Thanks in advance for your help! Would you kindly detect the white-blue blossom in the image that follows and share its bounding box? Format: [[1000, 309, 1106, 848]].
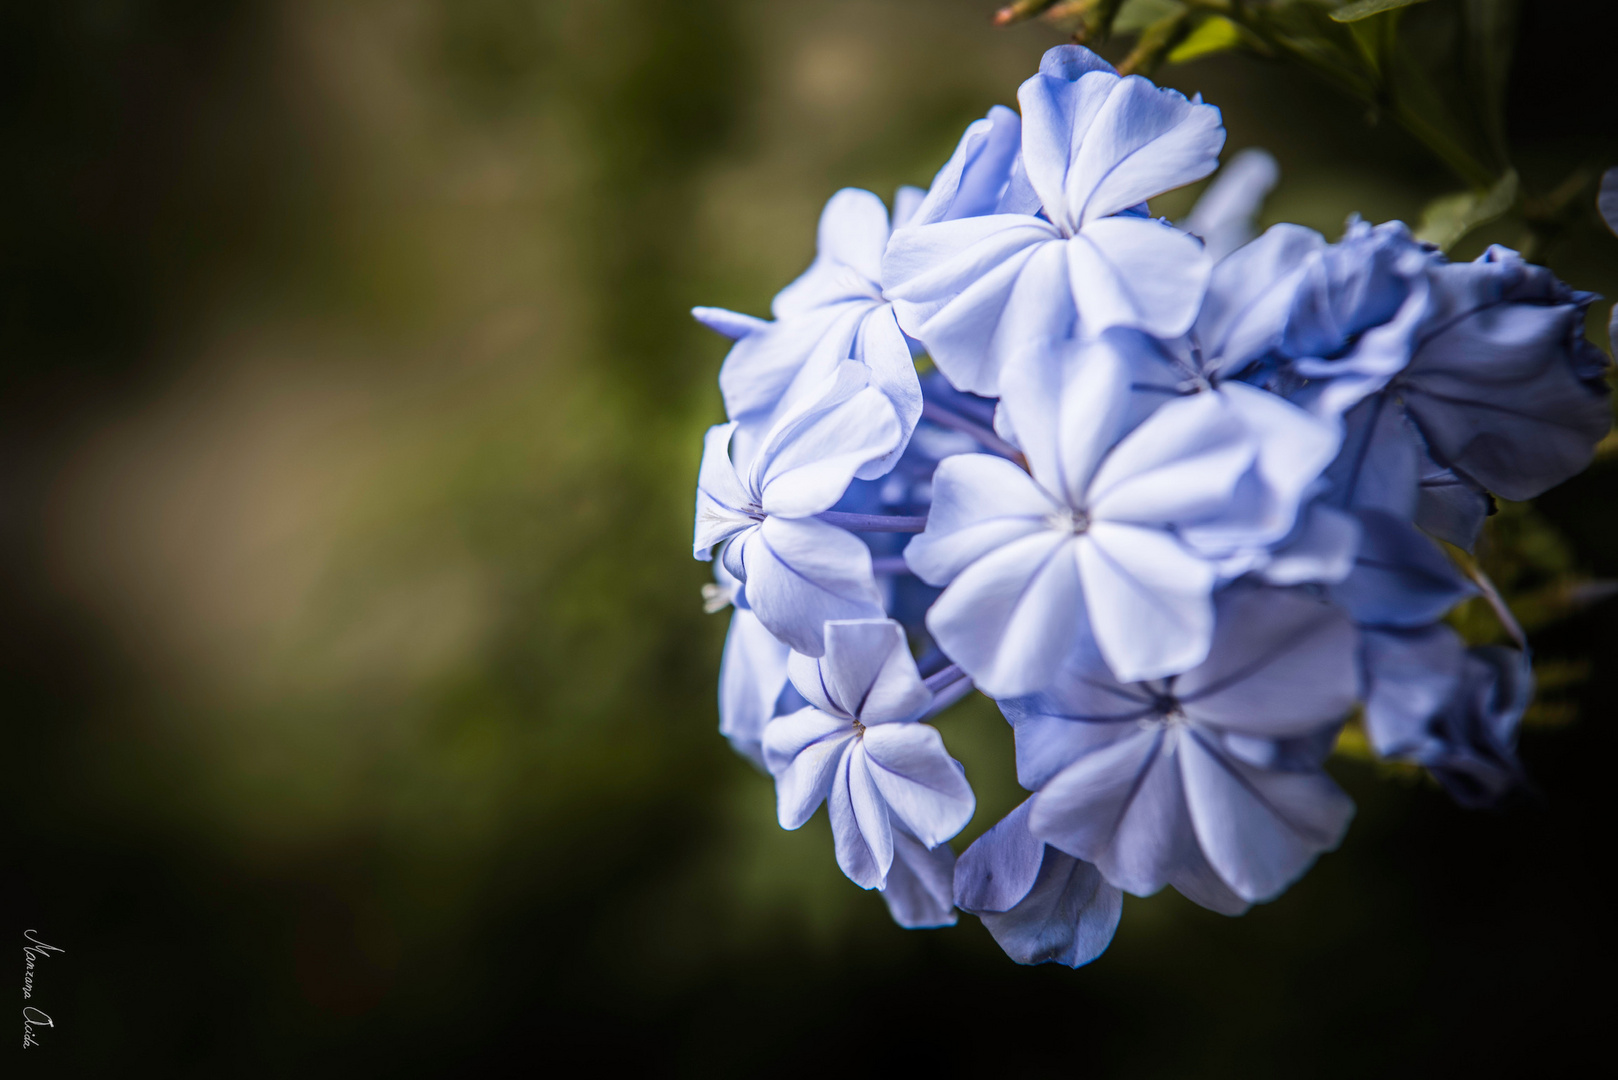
[[708, 562, 792, 770], [1007, 585, 1359, 909], [694, 361, 899, 655], [763, 619, 974, 921], [884, 44, 1225, 396], [906, 338, 1271, 693]]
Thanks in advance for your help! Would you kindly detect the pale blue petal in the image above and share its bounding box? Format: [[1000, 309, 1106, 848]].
[[692, 305, 769, 341], [1002, 690, 1146, 792], [1002, 335, 1134, 504], [1177, 383, 1339, 554], [1179, 148, 1280, 263], [694, 422, 755, 558], [772, 188, 889, 318], [754, 363, 902, 517], [852, 306, 924, 479], [1063, 75, 1224, 226], [1069, 216, 1211, 339], [925, 530, 1084, 697], [884, 216, 1062, 395], [1196, 223, 1324, 375], [906, 105, 1022, 227], [1017, 66, 1117, 231], [904, 454, 1057, 586], [816, 618, 932, 725], [1180, 730, 1354, 902], [719, 607, 791, 767], [765, 708, 855, 827], [1078, 523, 1216, 684], [1088, 388, 1255, 526], [736, 515, 884, 656], [831, 746, 893, 889], [880, 827, 959, 928], [863, 722, 975, 847]]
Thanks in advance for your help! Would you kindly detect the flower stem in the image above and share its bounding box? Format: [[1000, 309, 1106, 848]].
[[816, 511, 929, 533]]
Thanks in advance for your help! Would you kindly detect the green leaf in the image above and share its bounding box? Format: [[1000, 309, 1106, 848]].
[[1168, 15, 1241, 63], [1463, 0, 1519, 165], [1330, 0, 1432, 23], [1415, 168, 1518, 252]]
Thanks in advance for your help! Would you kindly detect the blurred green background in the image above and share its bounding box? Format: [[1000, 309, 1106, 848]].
[[4, 1, 1616, 1074]]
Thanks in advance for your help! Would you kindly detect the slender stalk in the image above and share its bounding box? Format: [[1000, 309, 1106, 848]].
[[816, 511, 929, 533]]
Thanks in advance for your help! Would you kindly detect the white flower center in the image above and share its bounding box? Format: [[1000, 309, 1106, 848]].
[[1047, 506, 1091, 534]]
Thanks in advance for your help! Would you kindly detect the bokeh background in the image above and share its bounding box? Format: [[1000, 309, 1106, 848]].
[[5, 1, 1616, 1074]]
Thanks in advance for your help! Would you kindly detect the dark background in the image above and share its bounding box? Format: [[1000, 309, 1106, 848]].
[[5, 1, 1616, 1074]]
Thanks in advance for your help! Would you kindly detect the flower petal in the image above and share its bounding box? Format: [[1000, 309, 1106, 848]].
[[904, 454, 1057, 586], [764, 708, 855, 827], [1087, 388, 1254, 526], [694, 422, 755, 558], [925, 530, 1084, 697], [719, 607, 791, 768], [1069, 216, 1212, 340], [754, 363, 902, 517], [880, 827, 959, 928], [862, 722, 975, 847], [1174, 585, 1359, 739], [1180, 729, 1354, 903], [1078, 523, 1216, 684], [830, 745, 894, 889], [814, 618, 932, 725], [736, 515, 884, 656]]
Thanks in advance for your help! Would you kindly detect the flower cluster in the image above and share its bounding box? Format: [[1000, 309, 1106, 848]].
[[692, 46, 1611, 966]]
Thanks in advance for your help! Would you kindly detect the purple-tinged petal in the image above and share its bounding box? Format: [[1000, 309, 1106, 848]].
[[1030, 726, 1190, 897], [978, 847, 1122, 968], [772, 188, 889, 319], [1002, 691, 1146, 792], [1361, 624, 1466, 759], [1323, 393, 1421, 518], [736, 515, 884, 656], [853, 306, 924, 479], [954, 800, 1046, 913], [862, 722, 975, 847], [1175, 586, 1359, 739], [1328, 509, 1475, 629], [1258, 503, 1361, 587], [1180, 729, 1354, 903]]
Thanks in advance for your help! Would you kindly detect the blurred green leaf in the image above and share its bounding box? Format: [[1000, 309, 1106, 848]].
[[1462, 0, 1519, 165], [1331, 0, 1432, 23], [1114, 0, 1183, 36], [1168, 15, 1241, 63], [1415, 168, 1518, 250]]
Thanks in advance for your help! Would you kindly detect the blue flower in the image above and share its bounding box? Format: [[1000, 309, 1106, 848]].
[[693, 362, 898, 654], [707, 562, 794, 770], [884, 44, 1225, 396], [906, 339, 1272, 693], [954, 799, 1121, 967], [1363, 628, 1531, 808], [694, 188, 924, 478], [1007, 585, 1358, 909], [763, 619, 975, 922]]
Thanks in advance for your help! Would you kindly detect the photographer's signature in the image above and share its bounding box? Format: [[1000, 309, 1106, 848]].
[[22, 930, 63, 1049]]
